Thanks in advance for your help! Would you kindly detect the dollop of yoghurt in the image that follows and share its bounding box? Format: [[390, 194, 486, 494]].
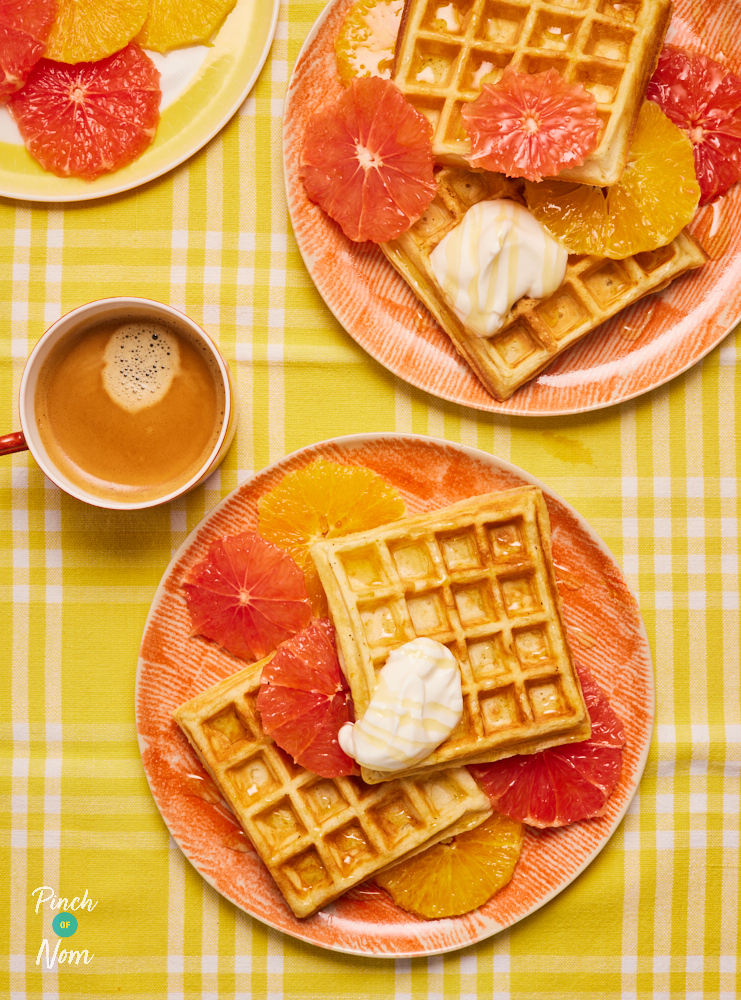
[[429, 199, 568, 338], [338, 637, 463, 771]]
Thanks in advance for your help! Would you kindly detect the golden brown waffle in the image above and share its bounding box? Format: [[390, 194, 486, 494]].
[[392, 0, 673, 186], [311, 486, 591, 785], [174, 658, 492, 918], [380, 167, 708, 400]]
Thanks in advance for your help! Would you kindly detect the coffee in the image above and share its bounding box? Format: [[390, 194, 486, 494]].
[[35, 316, 226, 502]]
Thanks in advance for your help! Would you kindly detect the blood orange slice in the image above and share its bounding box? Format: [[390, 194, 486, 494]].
[[8, 43, 160, 181], [300, 76, 436, 243], [470, 669, 626, 828], [461, 67, 600, 183], [182, 531, 312, 664], [0, 0, 57, 99], [256, 619, 359, 778], [647, 45, 741, 207]]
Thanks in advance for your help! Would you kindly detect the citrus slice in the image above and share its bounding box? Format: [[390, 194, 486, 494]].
[[256, 618, 359, 779], [0, 0, 57, 100], [374, 812, 523, 919], [461, 67, 601, 183], [300, 76, 437, 243], [136, 0, 237, 54], [258, 459, 406, 615], [470, 669, 626, 828], [334, 0, 404, 86], [45, 0, 148, 64], [525, 100, 701, 259], [8, 44, 160, 181], [182, 530, 312, 663], [647, 45, 741, 207]]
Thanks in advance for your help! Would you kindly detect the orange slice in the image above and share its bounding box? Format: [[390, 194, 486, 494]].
[[136, 0, 237, 54], [300, 76, 437, 244], [525, 100, 700, 259], [45, 0, 148, 64], [0, 0, 57, 99], [462, 67, 601, 183], [256, 619, 359, 779], [375, 812, 524, 919], [182, 531, 312, 663], [8, 44, 160, 181], [334, 0, 404, 86], [258, 459, 405, 616]]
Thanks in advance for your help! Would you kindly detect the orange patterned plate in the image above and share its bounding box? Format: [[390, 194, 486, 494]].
[[136, 435, 653, 956], [283, 0, 741, 416]]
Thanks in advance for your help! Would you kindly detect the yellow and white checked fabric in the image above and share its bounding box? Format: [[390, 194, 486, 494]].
[[0, 2, 739, 997]]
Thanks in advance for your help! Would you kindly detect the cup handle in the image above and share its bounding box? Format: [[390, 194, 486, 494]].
[[0, 431, 28, 456]]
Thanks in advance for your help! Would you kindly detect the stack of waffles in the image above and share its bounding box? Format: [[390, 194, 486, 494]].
[[174, 658, 492, 918], [376, 0, 709, 400], [311, 486, 590, 784], [381, 166, 708, 400], [392, 0, 673, 186]]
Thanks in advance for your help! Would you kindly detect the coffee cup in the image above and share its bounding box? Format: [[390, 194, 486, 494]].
[[0, 297, 237, 510]]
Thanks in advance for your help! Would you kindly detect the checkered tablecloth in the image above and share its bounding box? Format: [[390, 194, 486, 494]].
[[1, 2, 739, 997]]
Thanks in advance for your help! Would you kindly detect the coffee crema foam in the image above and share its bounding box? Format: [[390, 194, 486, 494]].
[[102, 323, 181, 412]]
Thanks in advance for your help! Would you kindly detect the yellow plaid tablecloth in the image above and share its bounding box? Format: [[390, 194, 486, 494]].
[[1, 2, 739, 997]]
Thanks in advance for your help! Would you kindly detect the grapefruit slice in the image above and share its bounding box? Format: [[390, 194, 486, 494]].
[[525, 100, 700, 259], [647, 45, 741, 207], [299, 76, 437, 243], [334, 0, 404, 86], [470, 669, 626, 828], [461, 67, 601, 183], [0, 0, 57, 100], [8, 44, 161, 181], [136, 0, 237, 54], [375, 812, 524, 919], [258, 459, 405, 616], [45, 0, 148, 65], [182, 531, 312, 664], [256, 619, 359, 779]]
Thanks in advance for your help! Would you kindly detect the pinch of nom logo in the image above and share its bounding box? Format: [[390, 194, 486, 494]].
[[33, 886, 96, 968]]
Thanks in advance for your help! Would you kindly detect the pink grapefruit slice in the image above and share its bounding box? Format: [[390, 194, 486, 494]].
[[256, 619, 359, 778], [470, 669, 625, 828], [299, 76, 436, 243], [647, 45, 741, 207], [461, 67, 600, 183], [8, 43, 160, 181], [182, 531, 312, 664], [0, 0, 57, 100]]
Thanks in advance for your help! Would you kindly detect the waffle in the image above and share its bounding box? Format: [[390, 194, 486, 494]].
[[311, 486, 591, 784], [174, 657, 492, 918], [380, 167, 708, 400], [392, 0, 673, 187]]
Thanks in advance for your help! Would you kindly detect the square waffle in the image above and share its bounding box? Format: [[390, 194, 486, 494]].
[[380, 166, 708, 400], [311, 485, 591, 785], [392, 0, 673, 186], [174, 658, 492, 918]]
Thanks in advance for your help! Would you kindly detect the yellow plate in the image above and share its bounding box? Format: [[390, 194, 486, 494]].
[[0, 0, 278, 202]]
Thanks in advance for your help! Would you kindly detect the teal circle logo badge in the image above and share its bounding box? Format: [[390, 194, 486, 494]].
[[52, 913, 78, 937]]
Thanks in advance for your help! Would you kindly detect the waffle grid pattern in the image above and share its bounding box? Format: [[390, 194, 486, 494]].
[[393, 0, 672, 185], [174, 659, 491, 917], [381, 167, 708, 400], [312, 487, 589, 782]]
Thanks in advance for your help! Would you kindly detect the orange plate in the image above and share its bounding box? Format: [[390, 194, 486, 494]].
[[283, 0, 741, 416], [136, 434, 654, 956]]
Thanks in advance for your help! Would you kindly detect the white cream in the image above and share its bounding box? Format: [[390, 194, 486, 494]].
[[429, 200, 568, 338], [338, 637, 463, 771], [348, 0, 404, 79]]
